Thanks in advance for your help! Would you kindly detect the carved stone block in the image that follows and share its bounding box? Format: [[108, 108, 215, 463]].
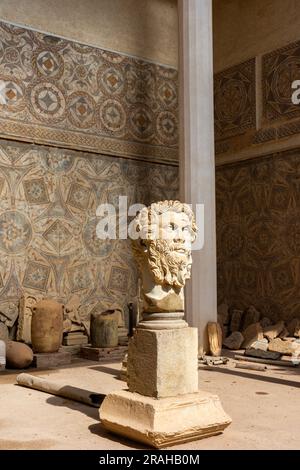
[[127, 327, 198, 398], [17, 293, 43, 344]]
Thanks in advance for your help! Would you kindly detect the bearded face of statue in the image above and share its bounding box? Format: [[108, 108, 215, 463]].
[[147, 211, 194, 287]]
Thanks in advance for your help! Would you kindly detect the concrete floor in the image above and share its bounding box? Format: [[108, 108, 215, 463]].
[[0, 357, 300, 450]]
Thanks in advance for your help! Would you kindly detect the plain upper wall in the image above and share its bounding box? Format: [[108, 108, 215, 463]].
[[0, 0, 178, 67], [213, 0, 300, 72]]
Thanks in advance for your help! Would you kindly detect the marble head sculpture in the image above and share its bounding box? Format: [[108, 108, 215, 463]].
[[132, 200, 197, 313]]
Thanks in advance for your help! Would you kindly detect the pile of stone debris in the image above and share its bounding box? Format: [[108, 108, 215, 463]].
[[218, 304, 300, 363]]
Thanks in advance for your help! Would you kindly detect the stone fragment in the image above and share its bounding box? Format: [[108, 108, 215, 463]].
[[6, 341, 33, 369], [0, 322, 9, 342], [17, 293, 43, 344], [223, 331, 244, 350], [260, 317, 272, 329], [207, 322, 222, 357], [63, 332, 88, 346], [242, 306, 261, 330], [249, 338, 268, 351], [217, 303, 230, 325], [287, 318, 300, 337], [0, 301, 19, 328], [242, 323, 263, 349], [230, 309, 243, 333], [263, 321, 285, 341], [245, 348, 281, 360], [81, 345, 127, 362], [282, 337, 296, 342], [279, 327, 289, 339], [268, 338, 300, 356]]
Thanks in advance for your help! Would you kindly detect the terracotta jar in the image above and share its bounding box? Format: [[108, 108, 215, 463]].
[[31, 299, 63, 353], [90, 310, 119, 348]]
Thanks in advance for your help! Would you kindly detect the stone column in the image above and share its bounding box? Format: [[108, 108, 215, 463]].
[[178, 0, 217, 354]]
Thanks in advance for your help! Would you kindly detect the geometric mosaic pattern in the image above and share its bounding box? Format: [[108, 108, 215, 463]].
[[263, 40, 300, 123], [0, 138, 179, 321], [0, 21, 178, 164], [216, 150, 300, 321], [214, 58, 256, 140]]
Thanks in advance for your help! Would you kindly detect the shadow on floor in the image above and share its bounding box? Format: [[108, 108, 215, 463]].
[[88, 423, 148, 450], [89, 365, 120, 377], [199, 365, 300, 388], [46, 395, 102, 420]]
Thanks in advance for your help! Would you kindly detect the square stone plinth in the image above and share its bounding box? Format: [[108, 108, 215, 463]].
[[127, 327, 198, 398], [100, 389, 232, 448]]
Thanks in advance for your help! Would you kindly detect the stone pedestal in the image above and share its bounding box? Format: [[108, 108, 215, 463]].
[[100, 325, 231, 447], [32, 350, 71, 368], [100, 390, 231, 448], [127, 327, 198, 398]]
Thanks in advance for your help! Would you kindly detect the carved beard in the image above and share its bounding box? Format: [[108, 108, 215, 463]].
[[147, 239, 191, 288]]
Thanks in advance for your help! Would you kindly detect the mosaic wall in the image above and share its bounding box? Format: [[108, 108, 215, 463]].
[[0, 21, 178, 164], [215, 38, 300, 156], [216, 150, 300, 321], [214, 58, 256, 140], [263, 40, 300, 123], [0, 138, 178, 323]]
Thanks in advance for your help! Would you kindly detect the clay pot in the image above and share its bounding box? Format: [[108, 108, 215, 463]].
[[90, 310, 119, 348], [31, 299, 63, 353], [6, 341, 33, 369]]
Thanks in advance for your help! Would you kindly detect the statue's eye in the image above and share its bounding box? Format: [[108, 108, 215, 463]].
[[169, 223, 176, 230]]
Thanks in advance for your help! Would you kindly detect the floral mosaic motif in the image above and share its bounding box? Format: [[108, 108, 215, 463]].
[[108, 266, 129, 293], [0, 21, 178, 163], [0, 139, 179, 319], [83, 217, 115, 257], [100, 99, 126, 134], [214, 58, 256, 139], [23, 177, 50, 204], [67, 183, 91, 210], [0, 211, 32, 254], [43, 219, 72, 252], [1, 79, 25, 111], [263, 40, 300, 122], [41, 149, 74, 174], [68, 263, 92, 292], [23, 261, 50, 291], [216, 150, 300, 321], [33, 50, 64, 79]]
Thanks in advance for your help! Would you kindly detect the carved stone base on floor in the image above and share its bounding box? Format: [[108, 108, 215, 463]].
[[81, 345, 127, 363], [100, 389, 232, 448], [32, 350, 71, 368]]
